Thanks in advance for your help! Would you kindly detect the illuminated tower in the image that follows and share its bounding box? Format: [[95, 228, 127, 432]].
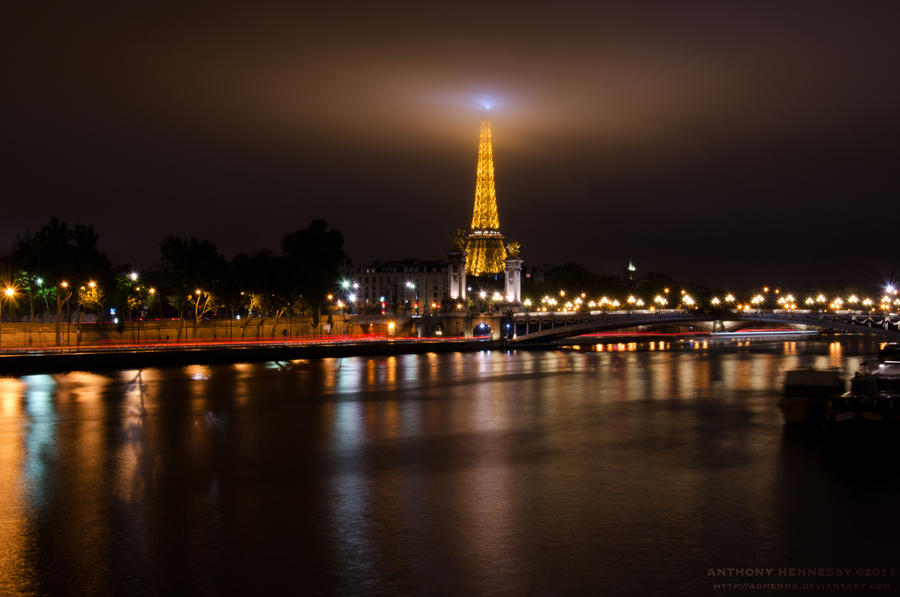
[[465, 120, 507, 275]]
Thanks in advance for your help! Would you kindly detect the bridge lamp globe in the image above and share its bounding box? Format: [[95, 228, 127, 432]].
[[725, 294, 735, 303], [635, 299, 644, 307], [711, 297, 721, 306], [886, 284, 896, 295]]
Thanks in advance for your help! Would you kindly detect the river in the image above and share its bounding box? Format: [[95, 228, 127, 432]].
[[0, 337, 897, 595]]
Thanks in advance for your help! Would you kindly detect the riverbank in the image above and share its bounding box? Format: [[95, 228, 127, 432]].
[[0, 338, 498, 376]]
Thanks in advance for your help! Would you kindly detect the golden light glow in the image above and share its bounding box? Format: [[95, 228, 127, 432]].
[[465, 120, 506, 275]]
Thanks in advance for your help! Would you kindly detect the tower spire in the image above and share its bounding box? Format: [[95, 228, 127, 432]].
[[465, 120, 507, 275]]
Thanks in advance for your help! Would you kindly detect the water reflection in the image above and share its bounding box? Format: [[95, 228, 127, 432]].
[[0, 337, 894, 595]]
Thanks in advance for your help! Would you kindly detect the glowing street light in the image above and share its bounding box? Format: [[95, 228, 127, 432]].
[[129, 271, 139, 281], [0, 285, 18, 347]]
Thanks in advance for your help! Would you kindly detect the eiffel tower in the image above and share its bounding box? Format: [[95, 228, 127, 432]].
[[465, 120, 507, 275]]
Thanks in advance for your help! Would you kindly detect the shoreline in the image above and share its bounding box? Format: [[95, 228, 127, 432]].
[[0, 329, 835, 376], [0, 338, 499, 376]]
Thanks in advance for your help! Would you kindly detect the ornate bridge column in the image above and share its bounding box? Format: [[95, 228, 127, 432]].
[[448, 248, 467, 300], [504, 256, 523, 304]]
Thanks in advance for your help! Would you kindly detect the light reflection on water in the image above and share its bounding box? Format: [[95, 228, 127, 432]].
[[0, 338, 894, 595]]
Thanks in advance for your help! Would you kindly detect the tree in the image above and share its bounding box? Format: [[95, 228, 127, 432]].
[[8, 217, 112, 343], [281, 220, 345, 328], [158, 237, 224, 339]]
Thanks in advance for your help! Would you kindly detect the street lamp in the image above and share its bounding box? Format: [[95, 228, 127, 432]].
[[1, 286, 17, 348]]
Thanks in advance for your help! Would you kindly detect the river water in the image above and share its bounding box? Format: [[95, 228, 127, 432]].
[[0, 337, 898, 596]]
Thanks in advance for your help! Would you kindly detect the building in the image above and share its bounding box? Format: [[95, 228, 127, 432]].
[[465, 120, 508, 275], [349, 260, 449, 314]]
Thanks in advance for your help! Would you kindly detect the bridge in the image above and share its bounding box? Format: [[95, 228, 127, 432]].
[[509, 310, 900, 344]]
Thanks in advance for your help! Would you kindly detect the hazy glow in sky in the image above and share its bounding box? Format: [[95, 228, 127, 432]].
[[2, 1, 899, 284]]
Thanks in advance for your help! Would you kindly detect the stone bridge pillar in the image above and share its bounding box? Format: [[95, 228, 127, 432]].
[[504, 257, 523, 304], [448, 248, 467, 300]]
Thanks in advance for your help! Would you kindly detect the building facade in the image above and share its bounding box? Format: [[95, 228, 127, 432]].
[[349, 260, 450, 314]]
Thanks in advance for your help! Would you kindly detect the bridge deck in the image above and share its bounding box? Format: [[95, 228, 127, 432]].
[[510, 311, 900, 343]]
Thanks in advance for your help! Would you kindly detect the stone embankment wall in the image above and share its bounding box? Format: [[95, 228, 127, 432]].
[[0, 315, 397, 348]]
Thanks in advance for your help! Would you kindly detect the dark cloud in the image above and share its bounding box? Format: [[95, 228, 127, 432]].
[[2, 1, 898, 286]]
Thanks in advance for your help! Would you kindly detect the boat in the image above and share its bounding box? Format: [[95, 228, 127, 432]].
[[823, 353, 900, 442], [779, 368, 845, 425]]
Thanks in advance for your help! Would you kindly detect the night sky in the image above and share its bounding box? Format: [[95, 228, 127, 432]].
[[3, 2, 898, 287]]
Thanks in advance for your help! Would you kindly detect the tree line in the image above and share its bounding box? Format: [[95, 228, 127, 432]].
[[0, 217, 345, 338]]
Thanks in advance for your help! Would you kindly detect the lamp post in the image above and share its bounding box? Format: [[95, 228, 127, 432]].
[[1, 286, 16, 348]]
